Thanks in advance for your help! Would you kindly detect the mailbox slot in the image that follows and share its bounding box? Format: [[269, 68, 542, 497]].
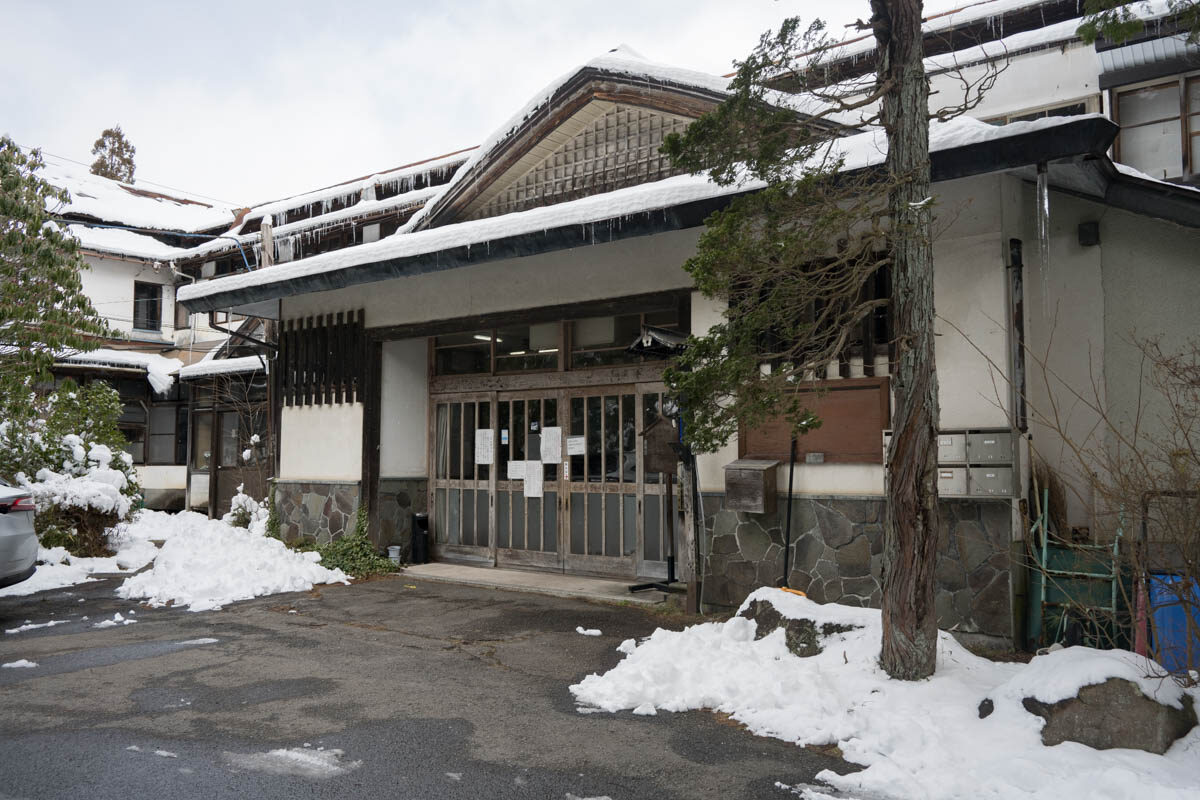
[[723, 459, 780, 514], [969, 466, 1013, 496], [967, 432, 1013, 463], [937, 467, 968, 496]]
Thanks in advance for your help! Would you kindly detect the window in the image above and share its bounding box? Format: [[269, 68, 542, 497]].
[[147, 405, 187, 465], [191, 411, 213, 471], [133, 282, 162, 331], [434, 331, 493, 375], [1115, 76, 1200, 180]]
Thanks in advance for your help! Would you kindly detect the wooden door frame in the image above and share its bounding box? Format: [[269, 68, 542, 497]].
[[428, 391, 497, 565]]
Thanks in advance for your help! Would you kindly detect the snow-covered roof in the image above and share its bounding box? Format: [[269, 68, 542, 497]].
[[67, 224, 185, 261], [402, 46, 733, 233], [40, 154, 239, 233], [177, 355, 267, 380], [178, 113, 1117, 311], [57, 349, 183, 395]]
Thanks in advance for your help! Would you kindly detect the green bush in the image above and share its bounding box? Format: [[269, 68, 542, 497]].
[[316, 505, 395, 578]]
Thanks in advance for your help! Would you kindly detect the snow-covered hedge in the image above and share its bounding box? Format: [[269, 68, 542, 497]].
[[0, 380, 140, 555]]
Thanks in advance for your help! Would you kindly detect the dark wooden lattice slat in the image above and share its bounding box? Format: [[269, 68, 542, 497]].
[[277, 309, 367, 407]]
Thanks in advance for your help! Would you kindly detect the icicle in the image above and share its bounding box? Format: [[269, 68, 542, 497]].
[[1037, 162, 1051, 314]]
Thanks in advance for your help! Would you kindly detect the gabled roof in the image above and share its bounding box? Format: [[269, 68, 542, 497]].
[[406, 46, 734, 231]]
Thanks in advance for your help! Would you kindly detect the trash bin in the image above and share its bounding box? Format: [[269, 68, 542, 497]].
[[386, 545, 402, 565], [411, 512, 429, 565]]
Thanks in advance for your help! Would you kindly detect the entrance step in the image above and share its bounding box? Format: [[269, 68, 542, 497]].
[[402, 563, 667, 605]]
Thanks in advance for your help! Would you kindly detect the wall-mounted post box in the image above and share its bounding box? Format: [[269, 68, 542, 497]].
[[723, 459, 780, 514], [937, 433, 967, 463], [967, 432, 1013, 463], [937, 467, 968, 496], [969, 466, 1014, 496]]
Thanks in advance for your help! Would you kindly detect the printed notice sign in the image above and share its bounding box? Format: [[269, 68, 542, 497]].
[[566, 436, 587, 456], [474, 429, 494, 464], [540, 427, 562, 463], [523, 462, 543, 498], [506, 460, 525, 480]]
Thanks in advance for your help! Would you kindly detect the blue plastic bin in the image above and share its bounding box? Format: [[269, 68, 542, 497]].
[[1149, 573, 1200, 674]]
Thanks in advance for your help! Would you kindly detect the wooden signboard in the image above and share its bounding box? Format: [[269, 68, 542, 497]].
[[741, 377, 889, 464]]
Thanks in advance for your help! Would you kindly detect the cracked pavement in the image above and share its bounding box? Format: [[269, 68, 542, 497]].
[[0, 574, 854, 799]]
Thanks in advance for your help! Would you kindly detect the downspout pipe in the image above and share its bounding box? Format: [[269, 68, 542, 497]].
[[779, 435, 797, 588]]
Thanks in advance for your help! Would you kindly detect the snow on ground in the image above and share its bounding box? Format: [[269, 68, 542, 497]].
[[116, 511, 348, 611], [222, 747, 361, 778], [576, 627, 602, 636], [570, 588, 1200, 800], [0, 509, 184, 599], [2, 659, 38, 668], [5, 619, 68, 634]]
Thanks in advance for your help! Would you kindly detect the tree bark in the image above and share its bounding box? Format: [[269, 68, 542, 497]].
[[874, 0, 942, 680]]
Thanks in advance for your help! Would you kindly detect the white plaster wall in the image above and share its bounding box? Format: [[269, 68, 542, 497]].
[[928, 43, 1100, 122], [80, 254, 177, 340], [1014, 187, 1107, 527], [282, 228, 701, 327], [380, 338, 429, 478], [933, 231, 1011, 428], [279, 404, 363, 481], [135, 465, 186, 491], [689, 291, 743, 493]]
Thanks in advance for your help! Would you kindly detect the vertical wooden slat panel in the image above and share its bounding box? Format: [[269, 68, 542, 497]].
[[324, 312, 334, 405], [334, 311, 345, 404], [303, 316, 313, 406]]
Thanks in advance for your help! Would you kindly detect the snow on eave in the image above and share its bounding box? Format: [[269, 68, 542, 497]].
[[177, 355, 267, 379], [178, 114, 1112, 310], [1112, 162, 1200, 197], [68, 224, 189, 262], [400, 48, 734, 234], [244, 150, 474, 223], [57, 349, 183, 395]]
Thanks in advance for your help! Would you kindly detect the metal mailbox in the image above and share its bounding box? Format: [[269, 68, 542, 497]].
[[937, 467, 968, 496], [723, 459, 779, 514], [937, 433, 967, 463], [967, 432, 1013, 463], [969, 466, 1013, 497]]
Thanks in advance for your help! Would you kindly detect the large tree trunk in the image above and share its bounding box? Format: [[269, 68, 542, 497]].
[[873, 0, 941, 680]]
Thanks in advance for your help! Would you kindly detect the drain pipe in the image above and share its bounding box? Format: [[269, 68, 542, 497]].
[[779, 435, 797, 588]]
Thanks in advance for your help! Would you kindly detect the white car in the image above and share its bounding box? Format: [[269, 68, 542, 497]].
[[0, 479, 37, 590]]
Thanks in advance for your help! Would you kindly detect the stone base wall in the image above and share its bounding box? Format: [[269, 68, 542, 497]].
[[275, 481, 361, 545], [700, 495, 1013, 642], [376, 478, 428, 557]]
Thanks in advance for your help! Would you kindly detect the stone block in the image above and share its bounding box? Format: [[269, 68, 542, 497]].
[[710, 534, 740, 556], [727, 560, 759, 588], [814, 502, 856, 549], [835, 535, 871, 578], [794, 533, 824, 572], [1020, 679, 1197, 754], [936, 555, 968, 592], [954, 520, 994, 572], [736, 520, 772, 562]]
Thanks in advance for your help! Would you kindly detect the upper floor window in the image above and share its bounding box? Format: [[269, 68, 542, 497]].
[[133, 282, 162, 331], [985, 97, 1099, 126], [1115, 75, 1200, 181]]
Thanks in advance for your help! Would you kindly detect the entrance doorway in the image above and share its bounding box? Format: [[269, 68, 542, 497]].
[[428, 383, 679, 578]]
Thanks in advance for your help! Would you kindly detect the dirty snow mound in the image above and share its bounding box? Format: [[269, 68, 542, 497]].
[[570, 587, 1200, 800], [223, 747, 361, 778]]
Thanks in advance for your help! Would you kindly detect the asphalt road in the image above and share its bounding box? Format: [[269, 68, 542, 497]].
[[0, 574, 855, 799]]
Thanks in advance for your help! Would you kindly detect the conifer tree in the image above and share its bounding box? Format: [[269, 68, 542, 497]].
[[664, 0, 988, 679], [89, 125, 137, 182], [1, 136, 111, 393]]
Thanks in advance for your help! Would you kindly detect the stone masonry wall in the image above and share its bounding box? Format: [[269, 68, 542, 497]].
[[275, 481, 361, 545], [701, 495, 1013, 642], [376, 479, 428, 558]]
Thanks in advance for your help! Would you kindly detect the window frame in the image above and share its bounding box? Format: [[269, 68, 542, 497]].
[[132, 281, 162, 332], [1113, 72, 1200, 181]]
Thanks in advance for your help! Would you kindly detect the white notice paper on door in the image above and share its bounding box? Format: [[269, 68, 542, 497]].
[[507, 460, 525, 480], [524, 462, 543, 498], [540, 427, 562, 463], [474, 429, 494, 464], [566, 436, 587, 456]]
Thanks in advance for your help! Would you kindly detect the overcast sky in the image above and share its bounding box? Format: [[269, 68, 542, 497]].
[[2, 1, 959, 206]]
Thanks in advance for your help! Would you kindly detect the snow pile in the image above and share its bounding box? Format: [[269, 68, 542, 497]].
[[117, 511, 348, 611], [570, 588, 1200, 800], [24, 440, 134, 518], [93, 612, 136, 628], [220, 484, 269, 536], [2, 660, 38, 669], [576, 627, 602, 636]]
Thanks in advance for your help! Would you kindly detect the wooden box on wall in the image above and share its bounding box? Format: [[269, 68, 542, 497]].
[[723, 459, 780, 514]]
